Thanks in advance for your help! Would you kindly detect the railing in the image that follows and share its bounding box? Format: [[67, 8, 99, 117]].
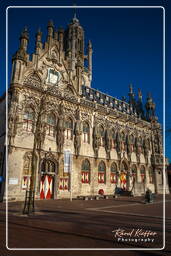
[[81, 85, 138, 116]]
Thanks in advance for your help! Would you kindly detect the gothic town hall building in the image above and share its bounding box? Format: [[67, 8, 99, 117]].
[[0, 15, 169, 201]]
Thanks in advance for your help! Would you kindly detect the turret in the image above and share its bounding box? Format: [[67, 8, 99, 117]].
[[145, 93, 157, 121], [11, 27, 29, 82], [35, 28, 42, 54], [136, 88, 144, 118], [65, 13, 84, 71], [128, 84, 136, 112], [19, 27, 29, 51], [47, 20, 54, 44]]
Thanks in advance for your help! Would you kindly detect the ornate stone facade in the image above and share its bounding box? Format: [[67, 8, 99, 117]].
[[0, 15, 169, 201]]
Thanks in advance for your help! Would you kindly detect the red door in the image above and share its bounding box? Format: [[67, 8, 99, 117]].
[[40, 175, 54, 199]]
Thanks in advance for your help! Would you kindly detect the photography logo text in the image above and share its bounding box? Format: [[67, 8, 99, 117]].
[[112, 228, 157, 243]]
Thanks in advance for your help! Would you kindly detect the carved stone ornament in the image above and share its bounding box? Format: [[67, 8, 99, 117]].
[[93, 123, 100, 158], [56, 104, 65, 153], [74, 110, 82, 157], [104, 128, 112, 159], [23, 72, 42, 89]]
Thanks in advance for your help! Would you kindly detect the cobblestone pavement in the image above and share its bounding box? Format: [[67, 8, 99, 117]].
[[0, 194, 171, 256]]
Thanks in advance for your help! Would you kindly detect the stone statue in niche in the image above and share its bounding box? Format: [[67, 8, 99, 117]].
[[126, 134, 132, 161], [93, 123, 100, 158], [105, 128, 112, 159], [56, 104, 65, 153], [74, 109, 82, 157], [143, 137, 149, 163], [116, 131, 122, 153], [135, 137, 141, 163]]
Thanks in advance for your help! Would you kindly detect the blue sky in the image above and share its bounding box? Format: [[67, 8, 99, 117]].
[[0, 0, 171, 161]]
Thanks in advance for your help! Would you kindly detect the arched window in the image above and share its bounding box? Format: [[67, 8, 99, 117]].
[[83, 122, 90, 143], [138, 136, 143, 153], [132, 165, 137, 181], [111, 128, 116, 148], [149, 168, 153, 184], [23, 106, 34, 132], [98, 161, 106, 183], [81, 159, 90, 183], [140, 166, 146, 183], [111, 162, 118, 184], [64, 118, 73, 140], [46, 113, 56, 137], [22, 152, 32, 190], [99, 125, 105, 146], [130, 134, 135, 152], [41, 159, 56, 174], [121, 131, 126, 151]]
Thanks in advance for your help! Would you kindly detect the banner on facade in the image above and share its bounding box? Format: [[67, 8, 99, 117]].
[[64, 150, 72, 173]]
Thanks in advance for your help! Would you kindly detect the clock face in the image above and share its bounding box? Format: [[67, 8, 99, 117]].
[[48, 69, 62, 85]]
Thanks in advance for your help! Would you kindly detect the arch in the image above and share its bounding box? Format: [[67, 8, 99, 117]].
[[111, 162, 117, 173], [21, 152, 34, 190], [111, 128, 116, 148], [110, 162, 118, 184], [99, 125, 105, 146], [81, 159, 90, 183], [131, 164, 137, 181], [46, 113, 56, 137], [82, 121, 90, 143], [121, 160, 128, 172], [140, 165, 146, 183], [64, 117, 73, 140], [40, 158, 57, 200], [23, 72, 42, 88], [98, 160, 106, 183], [41, 159, 56, 174], [148, 167, 154, 184], [23, 106, 35, 132]]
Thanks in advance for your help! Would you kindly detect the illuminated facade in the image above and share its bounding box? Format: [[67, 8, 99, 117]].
[[0, 15, 169, 201]]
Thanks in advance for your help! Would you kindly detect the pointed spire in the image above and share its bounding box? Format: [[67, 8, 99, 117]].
[[72, 3, 79, 23], [129, 84, 133, 94], [138, 88, 142, 102], [19, 26, 29, 51], [145, 92, 156, 121], [47, 20, 54, 42], [35, 28, 42, 52], [128, 84, 135, 104], [88, 40, 92, 49], [47, 20, 54, 28], [20, 26, 29, 41]]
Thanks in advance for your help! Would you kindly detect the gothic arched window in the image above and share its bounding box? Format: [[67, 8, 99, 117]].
[[98, 161, 106, 183], [132, 165, 137, 181], [65, 118, 73, 140], [121, 131, 126, 151], [46, 113, 56, 137], [111, 128, 116, 148], [23, 106, 34, 132], [81, 159, 90, 183], [41, 159, 56, 174], [83, 121, 90, 143], [149, 167, 153, 184], [140, 166, 146, 183], [22, 152, 32, 190], [111, 162, 118, 184], [99, 125, 105, 147]]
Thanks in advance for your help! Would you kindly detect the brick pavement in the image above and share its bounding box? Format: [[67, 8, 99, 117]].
[[0, 194, 170, 255]]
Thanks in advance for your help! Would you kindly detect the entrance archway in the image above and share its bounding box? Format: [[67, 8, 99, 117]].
[[40, 159, 56, 199]]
